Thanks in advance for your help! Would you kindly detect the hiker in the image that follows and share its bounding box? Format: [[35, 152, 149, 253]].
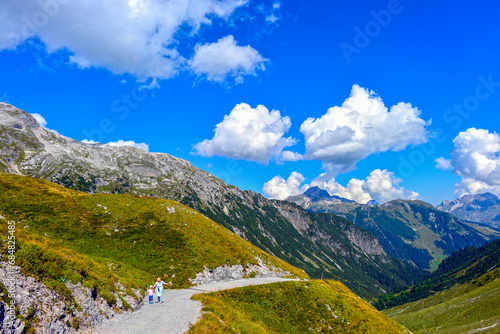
[[147, 285, 154, 304], [153, 277, 172, 303]]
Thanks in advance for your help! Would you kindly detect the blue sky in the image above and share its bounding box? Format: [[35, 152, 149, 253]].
[[1, 0, 499, 205]]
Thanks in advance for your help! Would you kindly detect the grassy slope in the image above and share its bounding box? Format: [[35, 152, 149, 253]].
[[0, 174, 306, 306], [383, 267, 500, 334], [374, 238, 500, 310], [189, 280, 410, 334]]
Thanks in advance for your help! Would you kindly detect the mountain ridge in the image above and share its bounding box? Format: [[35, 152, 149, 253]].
[[285, 186, 500, 270], [437, 192, 500, 228]]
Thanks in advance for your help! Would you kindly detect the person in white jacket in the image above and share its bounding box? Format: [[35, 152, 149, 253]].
[[147, 285, 154, 304], [153, 277, 172, 303]]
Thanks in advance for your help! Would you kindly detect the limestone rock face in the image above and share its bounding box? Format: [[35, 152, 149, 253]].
[[437, 192, 500, 227], [0, 262, 142, 334], [189, 259, 291, 286]]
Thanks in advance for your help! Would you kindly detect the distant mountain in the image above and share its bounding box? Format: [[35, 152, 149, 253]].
[[302, 186, 356, 203], [437, 192, 500, 228], [287, 187, 500, 271], [380, 239, 500, 334], [0, 102, 424, 298], [303, 186, 332, 200], [286, 186, 358, 213]]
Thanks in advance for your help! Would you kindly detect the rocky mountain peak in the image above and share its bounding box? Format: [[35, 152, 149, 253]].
[[0, 102, 41, 130], [303, 186, 331, 200], [437, 192, 500, 226]]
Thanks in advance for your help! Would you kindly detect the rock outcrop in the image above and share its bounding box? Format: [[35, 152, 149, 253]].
[[0, 262, 142, 334], [189, 258, 292, 286]]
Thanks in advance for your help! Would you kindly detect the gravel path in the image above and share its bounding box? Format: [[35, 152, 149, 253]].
[[87, 277, 297, 334]]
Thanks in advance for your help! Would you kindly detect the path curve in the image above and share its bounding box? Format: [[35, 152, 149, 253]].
[[87, 278, 298, 334]]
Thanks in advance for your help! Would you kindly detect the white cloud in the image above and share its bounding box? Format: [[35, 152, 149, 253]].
[[30, 113, 47, 127], [296, 85, 430, 173], [435, 157, 452, 170], [263, 169, 419, 204], [81, 139, 99, 145], [262, 172, 306, 200], [264, 2, 281, 24], [266, 14, 279, 23], [189, 35, 267, 83], [0, 0, 249, 80], [281, 150, 303, 162], [193, 103, 296, 164], [437, 128, 500, 197], [363, 169, 419, 203], [106, 140, 149, 152], [82, 139, 149, 152], [312, 177, 373, 204], [138, 78, 160, 90]]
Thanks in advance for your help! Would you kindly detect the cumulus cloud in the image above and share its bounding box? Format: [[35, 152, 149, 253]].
[[81, 139, 98, 145], [30, 113, 47, 127], [82, 139, 149, 152], [281, 150, 303, 162], [106, 140, 149, 152], [295, 85, 430, 173], [435, 157, 452, 170], [262, 172, 306, 200], [263, 169, 419, 204], [437, 128, 500, 197], [193, 103, 296, 164], [0, 0, 253, 81], [189, 35, 267, 83]]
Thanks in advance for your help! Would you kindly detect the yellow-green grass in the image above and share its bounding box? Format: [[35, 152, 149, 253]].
[[0, 174, 307, 306], [188, 280, 410, 333], [384, 268, 500, 334]]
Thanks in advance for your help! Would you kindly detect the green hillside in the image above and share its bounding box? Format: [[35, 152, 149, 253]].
[[383, 267, 500, 334], [375, 238, 500, 310], [0, 174, 306, 308], [189, 280, 410, 334], [301, 199, 499, 271]]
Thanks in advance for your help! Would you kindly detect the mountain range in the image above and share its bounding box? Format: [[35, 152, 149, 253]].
[[0, 102, 423, 298], [380, 238, 500, 333], [286, 186, 500, 271], [437, 192, 500, 228]]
